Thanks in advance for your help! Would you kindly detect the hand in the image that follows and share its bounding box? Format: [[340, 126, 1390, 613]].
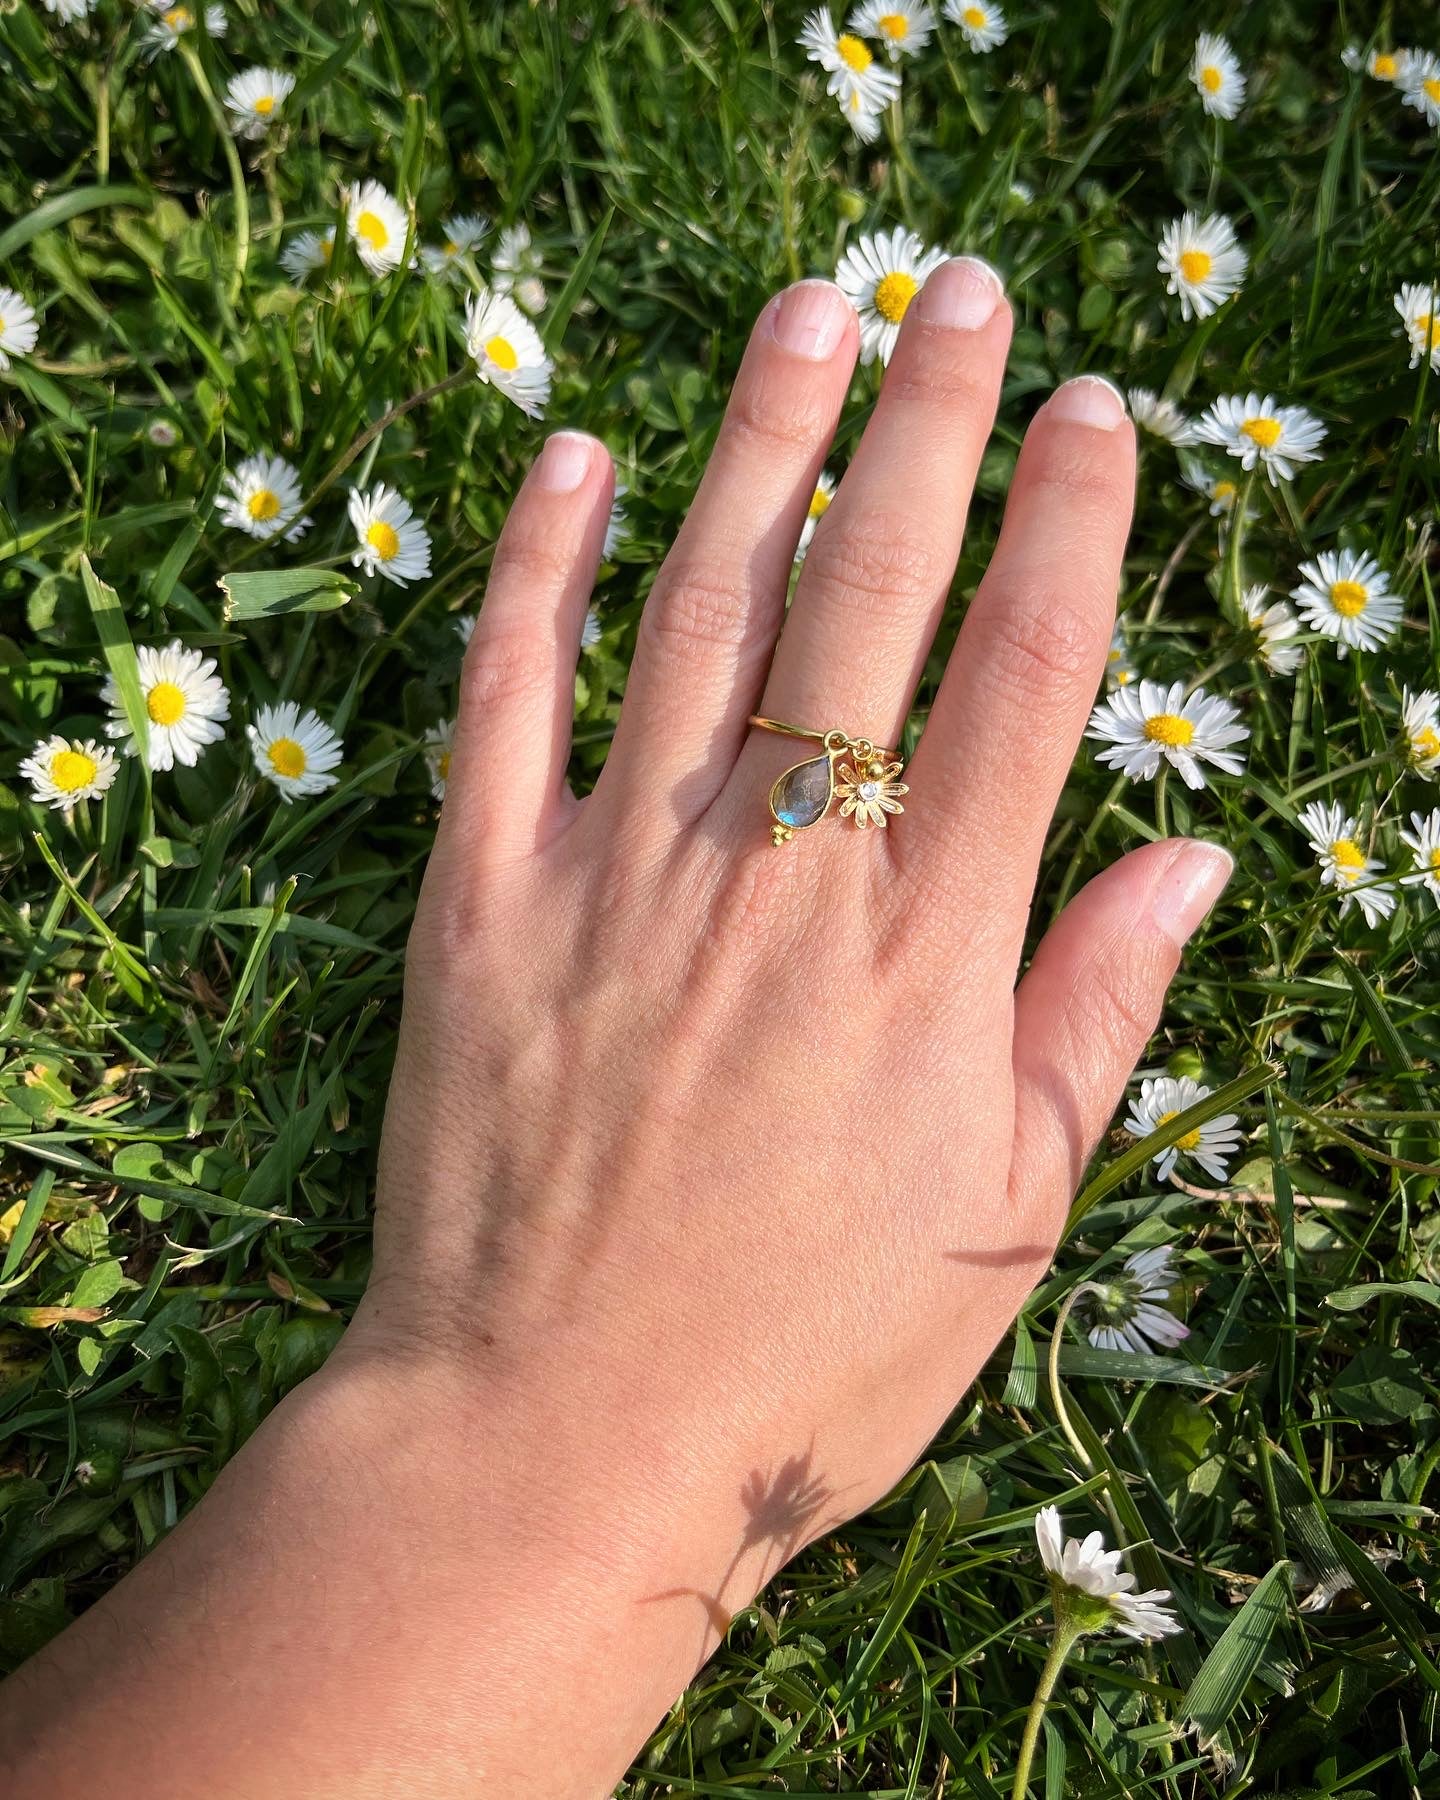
[[358, 262, 1230, 1781], [0, 261, 1231, 1799]]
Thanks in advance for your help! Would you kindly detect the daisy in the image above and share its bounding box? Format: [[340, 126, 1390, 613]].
[[1241, 586, 1303, 676], [944, 0, 1007, 55], [1104, 622, 1137, 690], [1086, 678, 1249, 790], [1356, 47, 1409, 83], [603, 481, 630, 558], [848, 0, 935, 59], [1180, 455, 1241, 517], [836, 87, 887, 140], [1191, 32, 1244, 119], [1194, 393, 1327, 484], [103, 640, 230, 772], [1077, 1246, 1190, 1354], [834, 226, 947, 366], [796, 471, 837, 561], [1400, 51, 1440, 127], [224, 67, 295, 139], [423, 718, 455, 800], [142, 1, 226, 57], [19, 735, 120, 810], [798, 9, 902, 117], [0, 288, 39, 371], [280, 228, 335, 283], [345, 180, 407, 277], [492, 222, 541, 287], [217, 452, 310, 542], [1033, 1508, 1181, 1642], [463, 287, 552, 417], [1400, 688, 1440, 778], [42, 0, 97, 18], [581, 608, 603, 650], [1400, 810, 1440, 902], [247, 702, 342, 803], [1125, 1074, 1242, 1183], [1156, 212, 1247, 322], [145, 417, 180, 447], [834, 753, 908, 828], [1296, 800, 1397, 926], [347, 485, 432, 587], [420, 213, 489, 279], [1291, 548, 1400, 657], [1394, 283, 1439, 372], [1127, 387, 1197, 446]]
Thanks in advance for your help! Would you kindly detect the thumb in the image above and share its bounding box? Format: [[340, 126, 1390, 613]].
[[1008, 838, 1234, 1221]]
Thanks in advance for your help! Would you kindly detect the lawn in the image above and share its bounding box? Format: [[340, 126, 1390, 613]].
[[2, 0, 1439, 1791]]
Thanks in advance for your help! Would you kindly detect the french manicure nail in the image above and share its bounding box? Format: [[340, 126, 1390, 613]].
[[1151, 843, 1235, 947], [535, 431, 597, 494], [916, 255, 1005, 330], [1048, 374, 1128, 430], [770, 279, 853, 361]]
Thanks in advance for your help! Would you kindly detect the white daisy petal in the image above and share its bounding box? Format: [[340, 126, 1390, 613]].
[[1394, 283, 1440, 373], [1399, 688, 1440, 779], [1127, 387, 1197, 446], [1033, 1507, 1181, 1640], [799, 8, 903, 115], [247, 702, 342, 803], [1240, 585, 1303, 676], [280, 228, 335, 284], [142, 0, 226, 58], [1400, 51, 1440, 127], [420, 213, 490, 279], [423, 718, 456, 801], [1398, 809, 1440, 903]]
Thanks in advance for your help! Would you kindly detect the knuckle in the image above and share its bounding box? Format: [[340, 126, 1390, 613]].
[[641, 559, 754, 658], [967, 586, 1104, 703], [461, 622, 550, 710], [727, 367, 831, 456], [1067, 940, 1165, 1059], [883, 346, 995, 416], [492, 535, 576, 593], [1028, 437, 1127, 507], [802, 509, 944, 622]]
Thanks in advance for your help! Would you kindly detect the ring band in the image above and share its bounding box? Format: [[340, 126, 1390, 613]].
[[749, 715, 909, 845]]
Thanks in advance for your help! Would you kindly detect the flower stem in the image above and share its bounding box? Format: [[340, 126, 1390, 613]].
[[182, 43, 249, 307], [1010, 1617, 1081, 1800]]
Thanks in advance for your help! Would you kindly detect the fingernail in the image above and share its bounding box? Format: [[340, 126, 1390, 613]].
[[916, 255, 1005, 330], [535, 431, 597, 493], [770, 279, 853, 361], [1151, 843, 1235, 947], [1048, 375, 1128, 430]]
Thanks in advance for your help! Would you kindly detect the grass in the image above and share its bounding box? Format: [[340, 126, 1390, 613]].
[[3, 0, 1440, 1790]]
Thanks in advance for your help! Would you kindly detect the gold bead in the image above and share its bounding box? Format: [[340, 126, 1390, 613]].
[[866, 758, 886, 780]]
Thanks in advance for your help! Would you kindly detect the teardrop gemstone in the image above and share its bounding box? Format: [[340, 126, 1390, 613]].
[[770, 754, 834, 829]]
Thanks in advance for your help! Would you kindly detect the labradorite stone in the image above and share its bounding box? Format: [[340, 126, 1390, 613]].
[[773, 755, 832, 828]]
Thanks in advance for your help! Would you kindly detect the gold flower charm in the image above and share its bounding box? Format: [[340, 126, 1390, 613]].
[[835, 756, 908, 828]]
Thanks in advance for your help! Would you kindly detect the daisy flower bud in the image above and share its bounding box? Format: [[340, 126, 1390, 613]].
[[1076, 1246, 1190, 1354]]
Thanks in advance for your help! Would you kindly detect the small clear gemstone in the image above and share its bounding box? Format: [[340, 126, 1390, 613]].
[[772, 755, 833, 828], [857, 780, 881, 802]]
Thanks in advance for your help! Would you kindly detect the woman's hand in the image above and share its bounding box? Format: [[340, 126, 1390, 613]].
[[1, 262, 1230, 1799]]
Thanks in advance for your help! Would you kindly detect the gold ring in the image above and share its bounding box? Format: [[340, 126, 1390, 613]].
[[749, 716, 909, 846]]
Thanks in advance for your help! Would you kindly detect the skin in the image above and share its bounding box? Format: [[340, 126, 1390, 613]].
[[0, 262, 1232, 1797]]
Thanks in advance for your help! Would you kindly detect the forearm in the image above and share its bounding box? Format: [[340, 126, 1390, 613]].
[[0, 1346, 727, 1800]]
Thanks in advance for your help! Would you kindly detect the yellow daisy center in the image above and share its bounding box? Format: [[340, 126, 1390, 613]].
[[1155, 1110, 1203, 1152], [1373, 53, 1398, 79], [355, 210, 389, 252], [443, 239, 460, 255], [837, 33, 872, 71], [963, 6, 987, 25], [1329, 579, 1368, 616], [0, 315, 6, 335], [1425, 77, 1440, 103], [1143, 713, 1195, 748], [808, 485, 833, 521], [1414, 311, 1434, 345], [874, 270, 919, 323], [247, 487, 281, 522], [321, 237, 335, 262], [1213, 479, 1237, 504], [366, 520, 400, 561], [254, 94, 275, 115], [146, 681, 187, 727], [164, 6, 192, 29], [1412, 726, 1440, 761], [1178, 249, 1213, 283], [267, 738, 307, 779], [1241, 415, 1282, 449], [437, 750, 452, 783], [878, 13, 909, 39], [49, 748, 98, 793], [1429, 848, 1440, 874], [485, 334, 519, 371], [1330, 838, 1366, 873], [1200, 64, 1223, 93]]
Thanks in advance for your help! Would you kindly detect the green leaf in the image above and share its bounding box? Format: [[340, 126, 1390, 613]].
[[0, 185, 150, 260], [1330, 1344, 1426, 1425], [1183, 1560, 1293, 1749], [1325, 1280, 1440, 1313], [218, 567, 357, 622], [1335, 955, 1415, 1073], [78, 556, 150, 799]]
